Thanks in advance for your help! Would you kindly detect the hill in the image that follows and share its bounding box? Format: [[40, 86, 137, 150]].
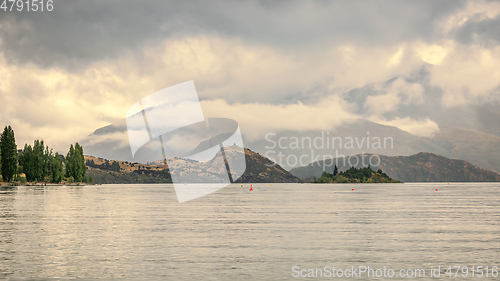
[[234, 148, 300, 183], [85, 148, 300, 184], [290, 152, 500, 182], [85, 156, 172, 184]]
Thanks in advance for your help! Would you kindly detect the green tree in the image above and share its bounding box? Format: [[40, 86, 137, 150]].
[[19, 140, 57, 182], [51, 153, 64, 183], [0, 126, 18, 182], [32, 140, 45, 181], [333, 165, 338, 176], [333, 174, 349, 183], [19, 144, 35, 182], [75, 143, 85, 182], [65, 143, 85, 182], [111, 161, 120, 172], [65, 144, 75, 179], [43, 145, 52, 181]]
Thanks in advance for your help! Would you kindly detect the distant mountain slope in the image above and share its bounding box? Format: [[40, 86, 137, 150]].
[[247, 119, 449, 167], [429, 127, 500, 173], [85, 148, 300, 184], [235, 148, 300, 183], [81, 119, 500, 173], [79, 66, 500, 173], [85, 156, 172, 184], [290, 152, 500, 182]]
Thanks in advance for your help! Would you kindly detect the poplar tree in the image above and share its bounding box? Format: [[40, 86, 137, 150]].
[[75, 143, 86, 182], [65, 144, 75, 179], [51, 153, 64, 183], [0, 126, 18, 182], [65, 143, 85, 182], [19, 144, 34, 182], [32, 140, 45, 181]]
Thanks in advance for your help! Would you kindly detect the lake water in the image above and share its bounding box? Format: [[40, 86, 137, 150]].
[[0, 183, 498, 280]]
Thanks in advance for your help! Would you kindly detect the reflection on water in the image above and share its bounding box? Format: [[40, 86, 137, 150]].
[[0, 183, 498, 280]]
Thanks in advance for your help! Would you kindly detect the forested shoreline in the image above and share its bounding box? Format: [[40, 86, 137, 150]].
[[0, 125, 88, 186], [315, 165, 400, 183]]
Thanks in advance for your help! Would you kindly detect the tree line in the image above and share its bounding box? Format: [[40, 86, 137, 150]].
[[316, 165, 400, 183], [0, 125, 86, 184]]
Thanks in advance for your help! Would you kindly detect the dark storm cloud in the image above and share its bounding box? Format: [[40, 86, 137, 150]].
[[0, 0, 465, 70], [0, 0, 185, 69], [454, 14, 500, 46]]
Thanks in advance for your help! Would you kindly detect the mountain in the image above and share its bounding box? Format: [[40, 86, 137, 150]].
[[289, 152, 500, 182], [81, 119, 500, 173], [429, 126, 500, 174], [85, 147, 300, 184], [85, 156, 172, 184], [247, 119, 449, 168], [234, 148, 300, 183], [79, 66, 500, 173]]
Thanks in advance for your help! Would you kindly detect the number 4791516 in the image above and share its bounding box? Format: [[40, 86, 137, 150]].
[[445, 266, 498, 278], [1, 0, 54, 12]]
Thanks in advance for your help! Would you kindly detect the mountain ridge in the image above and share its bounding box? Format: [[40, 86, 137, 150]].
[[85, 147, 300, 184], [290, 152, 500, 182], [81, 119, 500, 174]]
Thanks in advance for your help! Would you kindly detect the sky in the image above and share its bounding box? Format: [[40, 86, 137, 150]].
[[0, 0, 499, 153]]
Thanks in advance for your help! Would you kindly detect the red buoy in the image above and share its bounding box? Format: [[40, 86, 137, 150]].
[[250, 184, 253, 191]]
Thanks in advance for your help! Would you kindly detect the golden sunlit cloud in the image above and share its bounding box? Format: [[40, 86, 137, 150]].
[[415, 42, 450, 65]]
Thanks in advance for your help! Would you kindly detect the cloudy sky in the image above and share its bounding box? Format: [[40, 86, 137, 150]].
[[1, 0, 499, 153]]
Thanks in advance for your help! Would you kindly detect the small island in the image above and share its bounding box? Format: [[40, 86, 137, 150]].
[[316, 165, 400, 183]]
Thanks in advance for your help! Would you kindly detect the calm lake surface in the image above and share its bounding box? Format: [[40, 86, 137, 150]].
[[0, 183, 498, 280]]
